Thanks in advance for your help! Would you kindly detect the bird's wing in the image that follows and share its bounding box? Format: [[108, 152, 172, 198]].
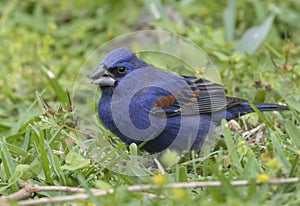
[[151, 76, 247, 117]]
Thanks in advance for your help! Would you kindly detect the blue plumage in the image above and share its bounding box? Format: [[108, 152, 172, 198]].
[[88, 48, 287, 153]]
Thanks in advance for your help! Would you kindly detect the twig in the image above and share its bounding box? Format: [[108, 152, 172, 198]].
[[0, 178, 298, 206], [242, 123, 265, 139]]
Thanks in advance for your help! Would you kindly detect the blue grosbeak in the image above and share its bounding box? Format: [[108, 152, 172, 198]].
[[88, 48, 287, 153]]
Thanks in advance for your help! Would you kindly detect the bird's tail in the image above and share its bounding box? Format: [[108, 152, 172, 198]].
[[252, 103, 287, 112], [226, 102, 287, 120]]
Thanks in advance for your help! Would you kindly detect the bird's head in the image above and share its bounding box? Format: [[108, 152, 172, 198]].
[[88, 48, 148, 87]]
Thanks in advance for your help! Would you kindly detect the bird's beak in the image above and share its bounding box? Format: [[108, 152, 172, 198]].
[[87, 64, 116, 87]]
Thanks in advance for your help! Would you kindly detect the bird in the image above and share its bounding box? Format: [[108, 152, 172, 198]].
[[88, 47, 287, 153]]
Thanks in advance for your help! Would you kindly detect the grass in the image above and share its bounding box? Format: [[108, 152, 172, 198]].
[[0, 0, 300, 205]]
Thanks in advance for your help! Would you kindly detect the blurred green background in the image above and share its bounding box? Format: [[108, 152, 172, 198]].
[[1, 0, 300, 112]]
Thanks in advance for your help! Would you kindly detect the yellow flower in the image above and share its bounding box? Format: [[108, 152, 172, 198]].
[[107, 29, 114, 39], [238, 141, 245, 147], [257, 173, 270, 183], [87, 202, 96, 206], [153, 173, 168, 185], [196, 67, 205, 74], [172, 188, 187, 199]]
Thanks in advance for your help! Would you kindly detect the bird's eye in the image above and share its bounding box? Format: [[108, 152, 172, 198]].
[[118, 66, 127, 74]]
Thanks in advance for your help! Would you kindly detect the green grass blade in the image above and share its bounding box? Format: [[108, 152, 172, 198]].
[[222, 121, 243, 173], [41, 66, 68, 105], [271, 132, 291, 174], [285, 120, 300, 149], [0, 139, 19, 192], [9, 97, 39, 135]]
